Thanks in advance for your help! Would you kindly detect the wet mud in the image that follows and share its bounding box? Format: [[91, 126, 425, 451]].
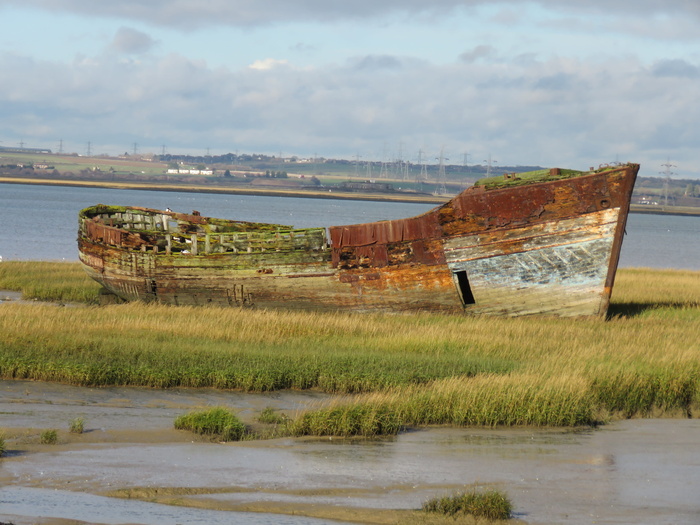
[[0, 291, 36, 305], [1, 379, 699, 524]]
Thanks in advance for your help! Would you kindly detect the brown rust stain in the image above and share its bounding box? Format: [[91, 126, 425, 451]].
[[339, 265, 454, 292], [78, 164, 639, 316], [329, 169, 632, 271], [446, 171, 625, 237], [330, 212, 443, 269]]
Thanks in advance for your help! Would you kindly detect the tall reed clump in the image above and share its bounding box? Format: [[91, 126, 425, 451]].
[[174, 407, 247, 441], [69, 417, 85, 434], [257, 407, 289, 425], [40, 429, 58, 444], [422, 488, 512, 520], [590, 367, 698, 418], [287, 402, 403, 437], [397, 374, 596, 427], [288, 374, 596, 437], [0, 261, 101, 304]]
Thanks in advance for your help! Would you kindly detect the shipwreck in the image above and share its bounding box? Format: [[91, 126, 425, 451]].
[[78, 163, 638, 317]]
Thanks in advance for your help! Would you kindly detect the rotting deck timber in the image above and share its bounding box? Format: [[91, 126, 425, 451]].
[[78, 163, 639, 317]]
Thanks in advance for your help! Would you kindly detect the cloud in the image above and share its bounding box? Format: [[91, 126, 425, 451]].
[[110, 27, 156, 55], [248, 58, 289, 70], [352, 55, 403, 71], [1, 1, 699, 178], [2, 46, 699, 177], [3, 0, 699, 28], [651, 59, 699, 78], [459, 45, 496, 64], [534, 72, 576, 90]]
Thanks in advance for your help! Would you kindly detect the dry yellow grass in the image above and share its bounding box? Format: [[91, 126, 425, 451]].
[[1, 263, 698, 430]]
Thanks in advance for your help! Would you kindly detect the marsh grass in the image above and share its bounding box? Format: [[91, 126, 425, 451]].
[[40, 429, 58, 445], [257, 407, 289, 425], [279, 373, 597, 437], [609, 268, 700, 313], [0, 433, 5, 457], [1, 263, 699, 435], [69, 417, 85, 434], [174, 407, 247, 441], [288, 402, 403, 437], [422, 488, 512, 520], [0, 261, 101, 303], [0, 303, 512, 391]]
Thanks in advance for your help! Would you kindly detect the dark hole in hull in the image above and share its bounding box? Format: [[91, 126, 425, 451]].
[[454, 270, 476, 305]]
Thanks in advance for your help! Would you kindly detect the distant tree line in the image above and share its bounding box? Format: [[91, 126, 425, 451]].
[[159, 152, 275, 165], [264, 170, 288, 178]]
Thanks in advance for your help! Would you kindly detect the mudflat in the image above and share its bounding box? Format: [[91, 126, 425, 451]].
[[1, 379, 699, 525]]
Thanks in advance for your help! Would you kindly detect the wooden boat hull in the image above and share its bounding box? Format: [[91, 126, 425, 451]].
[[79, 163, 638, 317]]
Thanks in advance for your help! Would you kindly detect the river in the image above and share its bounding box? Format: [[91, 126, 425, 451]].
[[0, 182, 699, 269], [1, 183, 699, 524]]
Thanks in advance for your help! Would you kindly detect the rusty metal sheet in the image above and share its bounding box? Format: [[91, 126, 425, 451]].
[[329, 212, 444, 267], [443, 171, 622, 237], [329, 213, 442, 248], [78, 163, 639, 317]]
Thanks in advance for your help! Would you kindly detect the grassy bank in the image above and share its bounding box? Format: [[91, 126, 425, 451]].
[[1, 261, 698, 433], [0, 261, 102, 303]]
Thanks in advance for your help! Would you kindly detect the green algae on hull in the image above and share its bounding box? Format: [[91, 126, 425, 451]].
[[78, 164, 639, 317]]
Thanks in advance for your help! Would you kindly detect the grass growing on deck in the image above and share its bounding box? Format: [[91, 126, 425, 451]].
[[1, 262, 699, 434]]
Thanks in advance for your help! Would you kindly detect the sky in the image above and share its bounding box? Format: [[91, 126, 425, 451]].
[[0, 0, 699, 178]]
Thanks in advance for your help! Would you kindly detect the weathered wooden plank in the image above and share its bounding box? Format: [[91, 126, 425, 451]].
[[443, 208, 619, 263], [78, 163, 639, 317], [452, 237, 614, 317]]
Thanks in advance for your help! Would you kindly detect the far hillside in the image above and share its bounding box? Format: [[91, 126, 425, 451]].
[[1, 149, 698, 208]]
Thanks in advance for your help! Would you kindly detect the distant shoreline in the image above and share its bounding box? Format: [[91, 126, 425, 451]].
[[0, 176, 447, 205], [2, 176, 700, 216], [628, 204, 700, 217]]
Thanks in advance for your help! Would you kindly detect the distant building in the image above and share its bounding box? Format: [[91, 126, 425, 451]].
[[167, 168, 213, 176]]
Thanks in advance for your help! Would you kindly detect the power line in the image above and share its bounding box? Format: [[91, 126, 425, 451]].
[[435, 148, 448, 195], [484, 154, 497, 176], [415, 149, 429, 184], [660, 158, 676, 207], [379, 143, 389, 179]]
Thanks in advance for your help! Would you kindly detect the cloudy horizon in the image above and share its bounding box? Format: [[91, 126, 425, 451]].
[[1, 0, 698, 177]]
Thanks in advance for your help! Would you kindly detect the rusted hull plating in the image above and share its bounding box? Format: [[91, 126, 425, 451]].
[[78, 163, 638, 317]]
